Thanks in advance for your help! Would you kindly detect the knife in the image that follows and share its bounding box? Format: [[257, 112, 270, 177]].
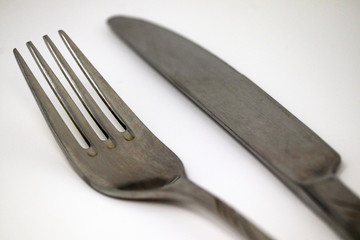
[[108, 16, 360, 239]]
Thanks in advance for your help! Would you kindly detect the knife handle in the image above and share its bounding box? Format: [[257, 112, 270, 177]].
[[301, 176, 360, 240]]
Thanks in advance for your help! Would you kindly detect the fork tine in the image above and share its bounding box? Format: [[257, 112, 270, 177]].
[[13, 48, 91, 155], [43, 35, 119, 141], [59, 30, 136, 140], [26, 41, 102, 147]]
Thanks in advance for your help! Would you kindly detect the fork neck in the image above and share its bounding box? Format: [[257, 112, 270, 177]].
[[162, 176, 273, 240]]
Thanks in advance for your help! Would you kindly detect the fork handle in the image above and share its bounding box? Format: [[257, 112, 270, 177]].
[[165, 177, 274, 240]]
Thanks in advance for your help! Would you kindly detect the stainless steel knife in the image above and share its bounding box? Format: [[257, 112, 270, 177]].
[[108, 16, 360, 240]]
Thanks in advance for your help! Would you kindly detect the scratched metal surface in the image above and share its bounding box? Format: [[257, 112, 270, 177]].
[[1, 1, 360, 240]]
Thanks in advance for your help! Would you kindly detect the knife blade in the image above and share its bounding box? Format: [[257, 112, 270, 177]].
[[108, 16, 360, 239]]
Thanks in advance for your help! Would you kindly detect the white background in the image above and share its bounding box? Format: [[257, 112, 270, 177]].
[[1, 0, 359, 239]]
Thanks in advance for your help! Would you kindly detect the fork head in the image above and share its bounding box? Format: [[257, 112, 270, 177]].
[[14, 31, 185, 199]]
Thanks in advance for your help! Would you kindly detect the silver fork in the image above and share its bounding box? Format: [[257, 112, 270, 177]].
[[13, 31, 273, 240]]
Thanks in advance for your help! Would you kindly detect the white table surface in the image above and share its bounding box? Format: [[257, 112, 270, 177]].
[[1, 1, 359, 239]]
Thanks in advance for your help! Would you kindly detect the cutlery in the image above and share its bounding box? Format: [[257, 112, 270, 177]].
[[108, 16, 360, 239], [13, 31, 273, 240]]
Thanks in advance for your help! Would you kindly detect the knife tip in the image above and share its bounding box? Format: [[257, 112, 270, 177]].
[[107, 15, 135, 27]]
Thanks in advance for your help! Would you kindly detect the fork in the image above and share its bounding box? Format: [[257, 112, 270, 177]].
[[13, 31, 273, 240]]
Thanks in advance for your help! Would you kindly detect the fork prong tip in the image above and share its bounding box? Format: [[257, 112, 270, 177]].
[[13, 48, 23, 63], [58, 30, 71, 43], [26, 41, 35, 49], [43, 35, 52, 47], [58, 30, 66, 37], [13, 48, 19, 55]]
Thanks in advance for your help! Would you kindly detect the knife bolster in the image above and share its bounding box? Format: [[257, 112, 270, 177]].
[[301, 176, 360, 240]]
